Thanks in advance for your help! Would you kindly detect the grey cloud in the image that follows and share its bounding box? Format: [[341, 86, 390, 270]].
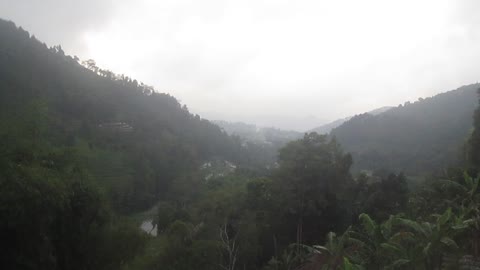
[[0, 0, 113, 52]]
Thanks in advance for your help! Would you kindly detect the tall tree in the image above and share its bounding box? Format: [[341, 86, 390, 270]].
[[469, 88, 480, 168], [275, 133, 353, 246]]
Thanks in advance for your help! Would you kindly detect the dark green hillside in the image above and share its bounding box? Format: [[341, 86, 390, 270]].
[[0, 18, 259, 269], [0, 18, 247, 213], [331, 84, 479, 174]]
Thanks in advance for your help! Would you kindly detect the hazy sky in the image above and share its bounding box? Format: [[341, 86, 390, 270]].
[[1, 0, 480, 130]]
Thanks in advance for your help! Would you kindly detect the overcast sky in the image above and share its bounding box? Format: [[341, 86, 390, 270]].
[[1, 0, 480, 130]]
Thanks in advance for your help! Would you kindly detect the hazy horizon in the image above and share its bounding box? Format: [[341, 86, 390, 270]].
[[1, 0, 480, 130]]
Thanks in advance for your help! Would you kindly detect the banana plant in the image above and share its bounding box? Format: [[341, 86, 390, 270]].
[[265, 245, 307, 270], [296, 227, 364, 270], [390, 208, 463, 270], [438, 173, 480, 256], [437, 173, 480, 207], [352, 213, 410, 269]]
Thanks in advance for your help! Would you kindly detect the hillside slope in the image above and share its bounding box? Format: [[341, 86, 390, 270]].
[[0, 19, 248, 213], [331, 85, 479, 174], [310, 106, 393, 134]]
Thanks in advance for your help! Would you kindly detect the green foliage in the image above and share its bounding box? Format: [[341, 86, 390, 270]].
[[273, 133, 354, 246], [354, 173, 409, 221], [0, 101, 147, 269], [298, 172, 480, 270]]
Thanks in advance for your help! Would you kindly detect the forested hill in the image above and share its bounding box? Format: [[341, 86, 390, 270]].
[[0, 19, 248, 213], [331, 84, 479, 174]]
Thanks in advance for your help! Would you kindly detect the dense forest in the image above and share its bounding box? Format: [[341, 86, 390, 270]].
[[3, 18, 480, 270]]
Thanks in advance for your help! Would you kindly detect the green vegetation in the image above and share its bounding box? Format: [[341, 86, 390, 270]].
[[3, 18, 480, 270], [0, 19, 247, 269]]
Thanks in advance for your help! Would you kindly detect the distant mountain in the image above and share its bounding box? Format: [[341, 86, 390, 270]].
[[199, 111, 327, 132], [310, 106, 393, 134], [213, 120, 302, 145], [213, 120, 303, 165], [368, 106, 394, 115], [310, 117, 350, 135], [331, 85, 479, 174]]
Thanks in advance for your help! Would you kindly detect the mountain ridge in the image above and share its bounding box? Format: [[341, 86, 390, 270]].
[[331, 84, 479, 174], [309, 106, 393, 134]]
